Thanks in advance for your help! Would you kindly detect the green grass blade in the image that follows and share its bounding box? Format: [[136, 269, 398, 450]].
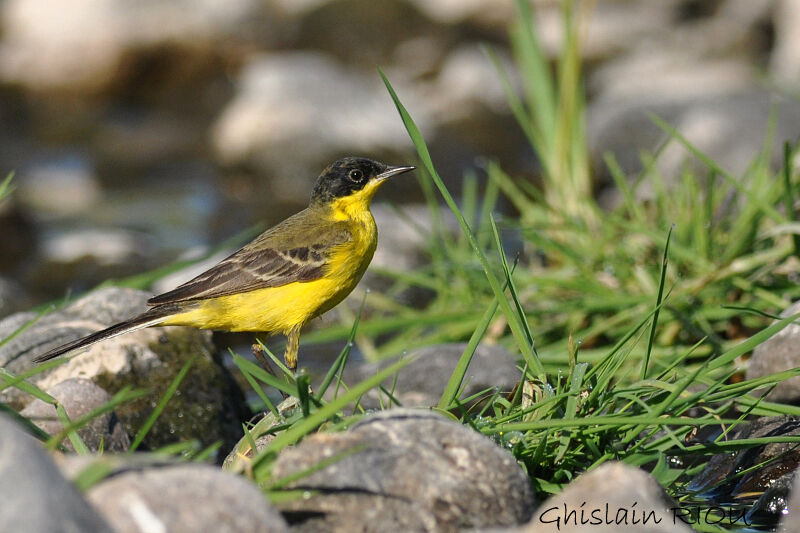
[[316, 305, 363, 401], [491, 415, 740, 433], [73, 461, 114, 491], [0, 361, 63, 402], [641, 226, 672, 379], [0, 171, 15, 201], [438, 296, 499, 409], [708, 312, 800, 371], [254, 340, 294, 378], [491, 218, 534, 346], [56, 404, 90, 455], [0, 404, 51, 441], [782, 141, 800, 256], [231, 354, 296, 397], [0, 306, 52, 351], [232, 348, 279, 417]]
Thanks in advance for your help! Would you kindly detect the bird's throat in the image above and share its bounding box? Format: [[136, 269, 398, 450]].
[[329, 180, 382, 221]]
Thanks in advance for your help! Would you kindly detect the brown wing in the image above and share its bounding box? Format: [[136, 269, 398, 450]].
[[147, 207, 351, 305]]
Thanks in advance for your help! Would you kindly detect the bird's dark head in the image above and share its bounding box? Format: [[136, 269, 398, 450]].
[[310, 157, 415, 205]]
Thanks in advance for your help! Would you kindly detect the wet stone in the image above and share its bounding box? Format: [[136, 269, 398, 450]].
[[689, 416, 800, 503], [781, 468, 800, 532], [749, 469, 794, 527]]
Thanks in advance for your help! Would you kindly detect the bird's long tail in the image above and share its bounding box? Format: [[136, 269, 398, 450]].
[[32, 305, 178, 363]]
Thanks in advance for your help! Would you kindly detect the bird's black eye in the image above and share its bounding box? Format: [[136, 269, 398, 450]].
[[348, 169, 364, 182]]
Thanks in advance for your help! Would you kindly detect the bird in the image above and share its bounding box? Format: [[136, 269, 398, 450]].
[[33, 157, 415, 370]]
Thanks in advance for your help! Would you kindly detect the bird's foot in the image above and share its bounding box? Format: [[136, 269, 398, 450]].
[[251, 343, 289, 399]]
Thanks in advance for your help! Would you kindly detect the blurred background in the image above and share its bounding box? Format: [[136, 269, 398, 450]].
[[0, 0, 798, 316]]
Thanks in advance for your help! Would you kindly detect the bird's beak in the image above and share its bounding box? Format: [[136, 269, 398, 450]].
[[376, 165, 416, 182]]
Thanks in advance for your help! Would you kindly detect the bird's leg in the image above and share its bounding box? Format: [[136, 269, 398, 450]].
[[251, 340, 272, 372], [284, 325, 301, 371], [250, 342, 288, 400]]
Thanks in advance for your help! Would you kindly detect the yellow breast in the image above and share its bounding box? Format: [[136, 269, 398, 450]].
[[162, 186, 379, 334]]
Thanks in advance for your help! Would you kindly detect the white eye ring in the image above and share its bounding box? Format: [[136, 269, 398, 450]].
[[348, 169, 364, 181]]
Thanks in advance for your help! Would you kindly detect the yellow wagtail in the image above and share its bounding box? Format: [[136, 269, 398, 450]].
[[33, 157, 415, 370]]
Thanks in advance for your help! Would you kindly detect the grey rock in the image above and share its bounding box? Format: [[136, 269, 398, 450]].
[[428, 45, 514, 118], [582, 0, 791, 202], [746, 300, 800, 403], [290, 0, 437, 67], [87, 464, 288, 533], [0, 414, 114, 533], [53, 453, 176, 482], [345, 343, 521, 409], [270, 408, 534, 532], [517, 462, 691, 532], [0, 286, 156, 376], [20, 377, 130, 452], [0, 286, 249, 455], [535, 0, 772, 67]]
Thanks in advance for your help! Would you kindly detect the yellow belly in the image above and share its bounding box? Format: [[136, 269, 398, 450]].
[[161, 218, 377, 334]]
